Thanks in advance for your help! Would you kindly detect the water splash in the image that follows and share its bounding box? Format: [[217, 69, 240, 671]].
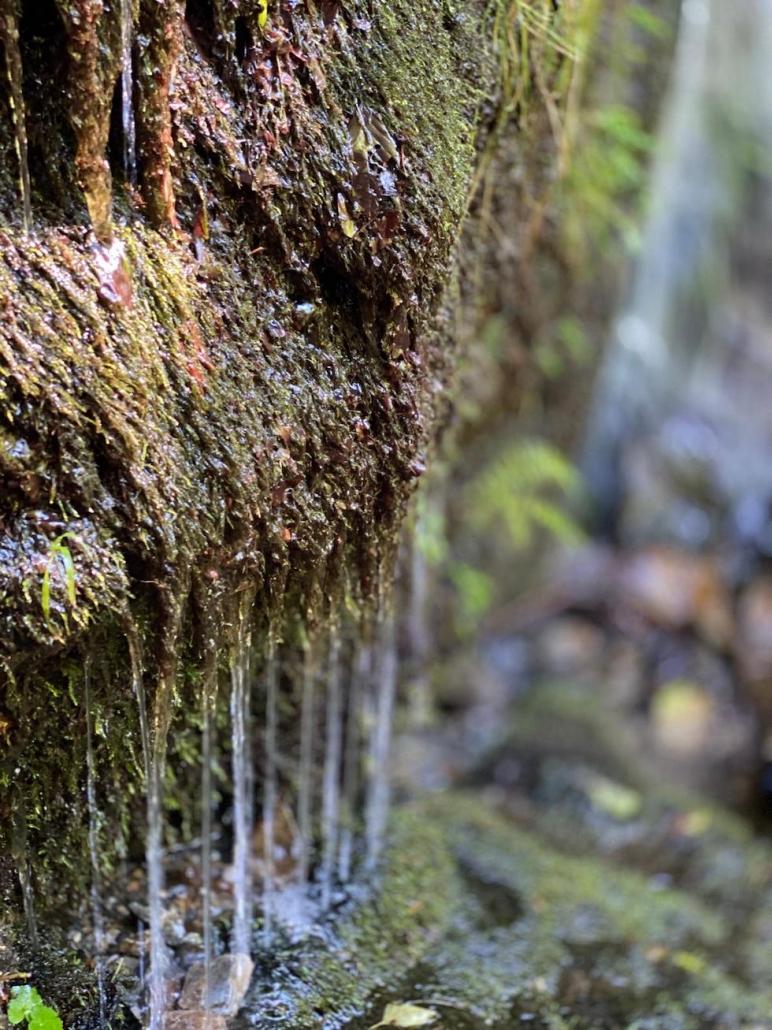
[[365, 611, 397, 871], [83, 659, 107, 1024], [339, 640, 368, 883], [230, 600, 254, 956], [262, 635, 279, 943], [296, 642, 316, 887], [1, 4, 32, 231], [320, 630, 343, 909], [120, 0, 137, 185]]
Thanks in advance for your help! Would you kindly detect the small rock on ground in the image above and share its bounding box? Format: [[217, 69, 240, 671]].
[[179, 953, 254, 1017]]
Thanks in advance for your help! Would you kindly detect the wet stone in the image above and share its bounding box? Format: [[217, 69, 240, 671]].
[[179, 953, 254, 1017]]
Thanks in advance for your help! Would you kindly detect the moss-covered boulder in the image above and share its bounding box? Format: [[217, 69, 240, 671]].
[[0, 0, 501, 924]]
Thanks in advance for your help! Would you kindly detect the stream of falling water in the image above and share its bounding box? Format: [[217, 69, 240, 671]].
[[83, 660, 107, 1025], [200, 630, 218, 1013], [263, 636, 279, 943], [125, 621, 152, 1023], [320, 631, 343, 909], [146, 683, 172, 1030], [339, 640, 367, 882], [230, 602, 254, 956], [17, 824, 37, 949], [296, 642, 316, 886], [365, 611, 397, 871], [120, 0, 137, 184], [1, 4, 32, 231], [407, 527, 431, 727], [146, 594, 185, 1030]]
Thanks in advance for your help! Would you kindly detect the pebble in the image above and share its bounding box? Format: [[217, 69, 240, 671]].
[[178, 953, 254, 1017]]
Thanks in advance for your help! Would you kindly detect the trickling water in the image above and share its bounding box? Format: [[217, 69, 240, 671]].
[[83, 660, 107, 1025], [296, 642, 316, 887], [120, 0, 137, 185], [126, 620, 151, 782], [1, 4, 32, 231], [406, 524, 431, 727], [339, 640, 368, 883], [320, 631, 343, 909], [146, 594, 185, 1030], [585, 0, 772, 526], [200, 639, 218, 1011], [146, 699, 171, 1030], [230, 601, 254, 956], [17, 840, 37, 949], [262, 636, 279, 943], [365, 611, 397, 871]]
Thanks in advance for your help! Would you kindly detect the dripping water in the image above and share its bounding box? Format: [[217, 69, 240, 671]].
[[320, 630, 343, 909], [365, 611, 397, 871], [120, 0, 136, 184], [146, 595, 185, 1030], [16, 821, 38, 949], [296, 642, 316, 887], [126, 619, 151, 782], [146, 688, 172, 1030], [200, 631, 219, 1011], [262, 635, 279, 943], [406, 525, 431, 727], [339, 640, 368, 883], [83, 659, 107, 1024], [1, 4, 32, 231], [230, 600, 254, 956]]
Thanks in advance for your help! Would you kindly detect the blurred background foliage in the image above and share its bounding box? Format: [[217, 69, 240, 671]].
[[414, 0, 677, 647]]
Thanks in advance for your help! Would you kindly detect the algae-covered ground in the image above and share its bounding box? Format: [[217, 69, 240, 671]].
[[216, 678, 772, 1030]]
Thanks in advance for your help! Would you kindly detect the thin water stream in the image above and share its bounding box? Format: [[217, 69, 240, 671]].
[[263, 636, 279, 943], [320, 630, 343, 909], [230, 601, 254, 957], [1, 3, 32, 232], [120, 0, 136, 185], [83, 659, 107, 1025], [365, 611, 397, 871], [296, 642, 316, 887]]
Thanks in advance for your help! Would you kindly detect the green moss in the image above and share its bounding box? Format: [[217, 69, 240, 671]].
[[262, 810, 460, 1028], [225, 787, 772, 1028]]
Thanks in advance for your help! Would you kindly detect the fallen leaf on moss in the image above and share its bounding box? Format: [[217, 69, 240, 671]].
[[369, 1002, 438, 1028]]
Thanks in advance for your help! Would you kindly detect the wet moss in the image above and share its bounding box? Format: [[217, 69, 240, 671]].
[[225, 786, 772, 1029]]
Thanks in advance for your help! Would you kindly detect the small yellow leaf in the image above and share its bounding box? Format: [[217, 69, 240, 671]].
[[341, 219, 357, 238], [370, 1002, 438, 1028]]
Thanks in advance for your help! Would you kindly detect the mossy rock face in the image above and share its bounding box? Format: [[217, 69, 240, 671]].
[[0, 0, 500, 922]]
